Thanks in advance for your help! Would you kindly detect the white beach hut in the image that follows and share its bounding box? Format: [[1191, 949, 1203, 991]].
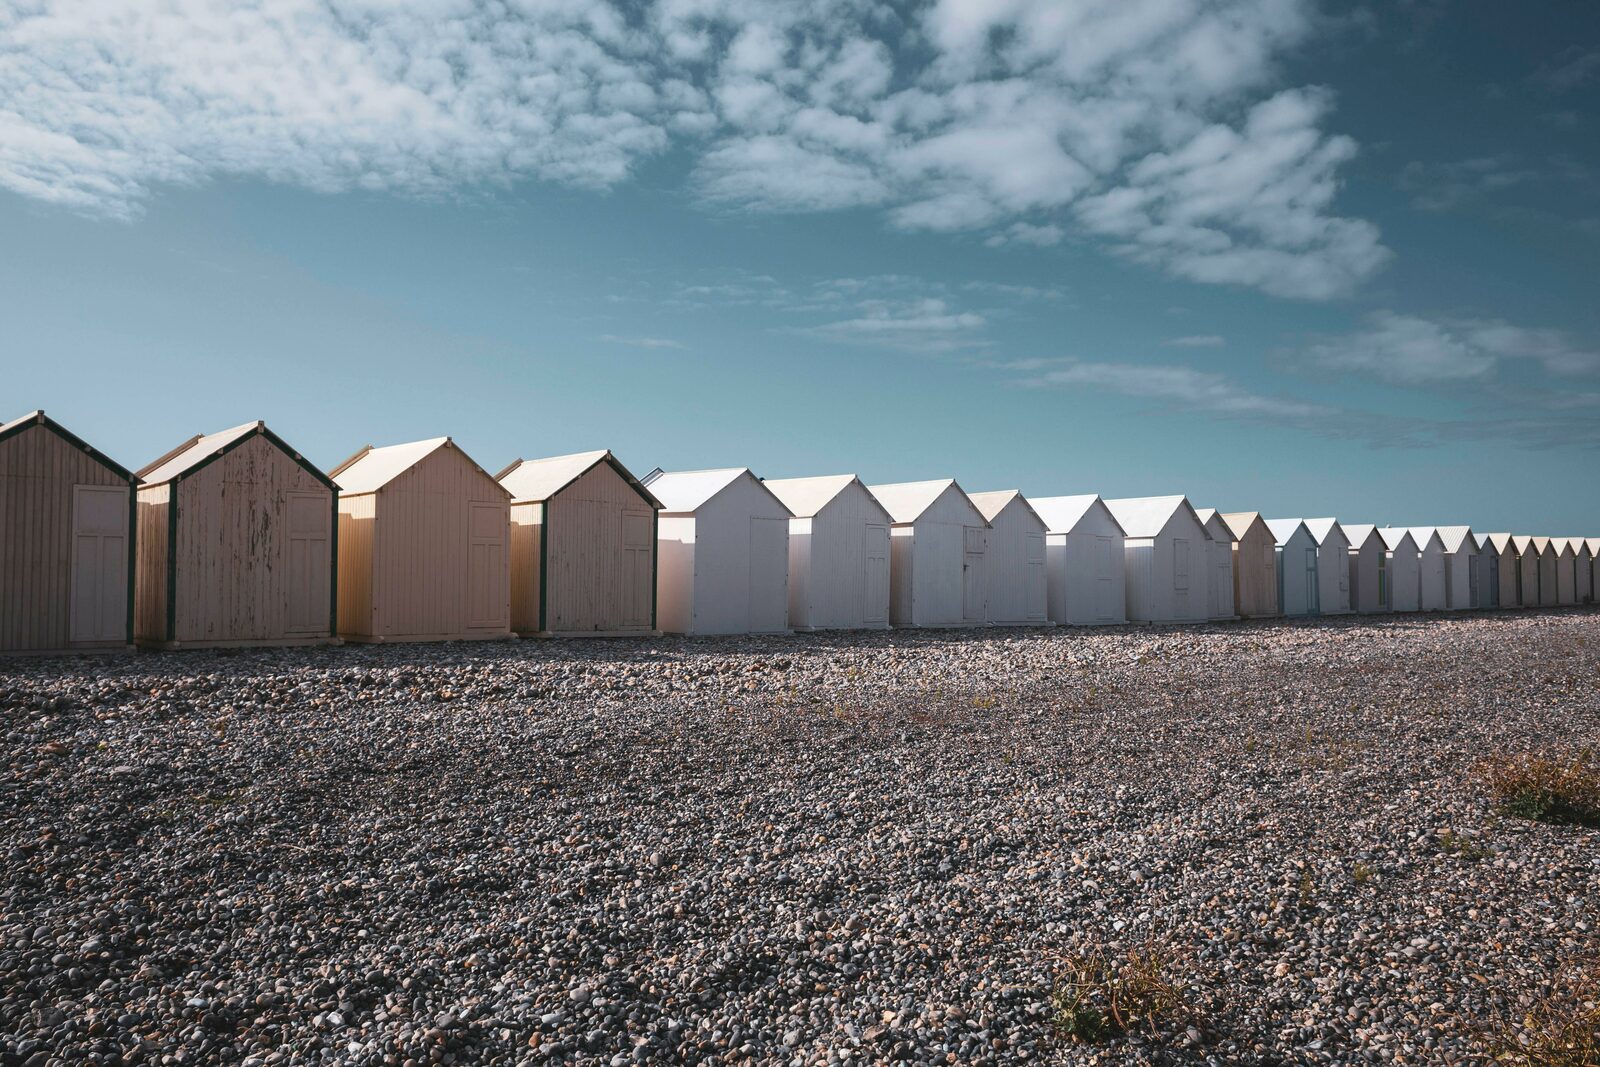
[[1377, 528, 1422, 613], [1345, 524, 1390, 614], [1193, 509, 1238, 621], [1406, 528, 1448, 612], [763, 475, 891, 632], [644, 468, 792, 636], [968, 491, 1050, 627], [1582, 539, 1599, 604], [1555, 538, 1579, 606], [1265, 519, 1321, 617], [1433, 526, 1477, 611], [1102, 496, 1211, 624], [1302, 519, 1352, 615], [1472, 533, 1503, 609], [1029, 495, 1127, 626], [1534, 537, 1558, 607], [1511, 536, 1540, 607], [867, 479, 991, 629]]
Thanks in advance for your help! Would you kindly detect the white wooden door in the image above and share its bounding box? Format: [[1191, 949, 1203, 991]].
[[1094, 535, 1115, 620], [1025, 532, 1046, 619], [1304, 546, 1319, 614], [862, 523, 889, 624], [70, 485, 127, 643], [467, 502, 507, 629], [748, 517, 788, 632], [962, 526, 986, 622], [1173, 537, 1191, 615], [286, 492, 329, 633], [622, 509, 654, 628]]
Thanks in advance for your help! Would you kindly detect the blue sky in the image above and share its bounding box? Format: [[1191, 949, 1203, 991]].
[[2, 0, 1597, 531]]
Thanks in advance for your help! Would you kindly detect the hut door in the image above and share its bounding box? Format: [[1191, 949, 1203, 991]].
[[70, 486, 128, 643], [286, 492, 330, 633], [747, 517, 788, 632], [1094, 536, 1115, 620], [622, 509, 654, 628], [468, 502, 508, 629], [1304, 547, 1319, 615], [1172, 538, 1191, 616], [863, 524, 889, 625], [962, 527, 986, 623], [1025, 533, 1046, 620]]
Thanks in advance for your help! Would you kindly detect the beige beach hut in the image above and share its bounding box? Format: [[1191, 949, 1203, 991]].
[[497, 450, 661, 637], [1193, 509, 1238, 621], [1533, 537, 1558, 607], [332, 437, 512, 643], [134, 421, 336, 649], [1345, 524, 1389, 614], [1554, 538, 1579, 606], [969, 490, 1050, 627], [1483, 533, 1517, 608], [1221, 512, 1279, 619], [1511, 536, 1540, 607], [1, 411, 138, 654], [1583, 539, 1599, 604]]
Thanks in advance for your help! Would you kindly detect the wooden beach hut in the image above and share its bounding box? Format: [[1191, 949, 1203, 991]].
[[332, 437, 511, 643], [1485, 533, 1518, 608], [135, 421, 336, 649], [1534, 537, 1558, 607], [1303, 518, 1352, 615], [1030, 494, 1127, 626], [1554, 538, 1579, 606], [1265, 519, 1321, 617], [0, 410, 137, 654], [1511, 536, 1539, 607], [1432, 526, 1477, 611], [1472, 533, 1505, 609], [764, 474, 891, 631], [867, 479, 990, 629], [1583, 539, 1599, 604], [969, 490, 1050, 627], [1221, 512, 1279, 619], [1407, 528, 1448, 612], [497, 450, 661, 637], [645, 468, 792, 636], [1193, 509, 1237, 621], [1103, 496, 1211, 624], [1345, 524, 1390, 614], [1377, 528, 1422, 613]]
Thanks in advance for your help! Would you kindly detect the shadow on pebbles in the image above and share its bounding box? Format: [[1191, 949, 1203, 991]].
[[2, 611, 1598, 1065]]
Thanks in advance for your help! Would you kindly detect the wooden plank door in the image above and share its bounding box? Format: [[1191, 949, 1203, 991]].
[[286, 492, 330, 633], [962, 526, 986, 622], [863, 523, 889, 625], [467, 502, 507, 629], [1094, 535, 1115, 620], [622, 509, 654, 628], [70, 485, 128, 643], [1025, 532, 1046, 620]]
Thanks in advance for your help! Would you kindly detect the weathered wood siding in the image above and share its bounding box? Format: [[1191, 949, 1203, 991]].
[[337, 493, 376, 636], [542, 462, 656, 634], [1232, 525, 1279, 618], [0, 423, 131, 651], [167, 434, 334, 645], [135, 485, 170, 643]]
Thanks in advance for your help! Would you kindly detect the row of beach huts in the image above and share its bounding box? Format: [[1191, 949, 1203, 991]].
[[2, 410, 1594, 654]]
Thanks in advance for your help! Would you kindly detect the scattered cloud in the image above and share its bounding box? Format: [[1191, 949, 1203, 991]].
[[1304, 311, 1600, 385], [598, 335, 686, 350], [1400, 156, 1544, 212], [1534, 48, 1600, 93], [1165, 335, 1226, 348], [798, 298, 989, 352], [0, 0, 1386, 299], [1015, 357, 1333, 420]]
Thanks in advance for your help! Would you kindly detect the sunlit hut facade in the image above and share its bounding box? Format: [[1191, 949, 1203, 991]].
[[1406, 527, 1448, 613], [1344, 524, 1390, 614], [1432, 525, 1478, 611], [1103, 496, 1211, 624], [497, 450, 661, 637], [1221, 511, 1278, 619], [968, 490, 1050, 627], [332, 437, 512, 643], [134, 421, 336, 649], [1554, 538, 1579, 606], [867, 479, 991, 629], [1265, 519, 1321, 618], [763, 474, 891, 632], [1377, 528, 1422, 613], [0, 411, 138, 654], [1303, 518, 1353, 615], [1029, 494, 1127, 627], [1193, 508, 1237, 621]]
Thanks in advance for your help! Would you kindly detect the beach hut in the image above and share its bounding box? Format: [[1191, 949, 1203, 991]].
[[1485, 533, 1519, 608], [1265, 519, 1321, 617], [969, 491, 1050, 627], [135, 421, 336, 649], [1472, 533, 1506, 609], [0, 411, 137, 654], [1030, 495, 1127, 626], [867, 479, 990, 628], [1221, 512, 1279, 619], [1303, 519, 1352, 615], [1103, 496, 1211, 624], [1583, 539, 1599, 604], [764, 474, 891, 631], [1534, 537, 1559, 607], [1406, 528, 1448, 612], [1377, 528, 1422, 612], [1554, 538, 1579, 606], [645, 468, 792, 636], [1345, 524, 1390, 614], [1193, 509, 1237, 621], [1429, 526, 1478, 611], [1511, 536, 1540, 607], [332, 437, 511, 643], [497, 450, 661, 637]]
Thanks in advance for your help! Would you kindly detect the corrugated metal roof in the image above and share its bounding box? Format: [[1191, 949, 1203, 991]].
[[1344, 523, 1379, 547], [1433, 525, 1475, 553], [137, 421, 262, 485], [331, 437, 451, 495], [868, 479, 967, 524], [496, 449, 660, 508], [644, 467, 772, 514], [1303, 518, 1344, 546], [1378, 527, 1418, 552], [1486, 533, 1514, 553], [1220, 511, 1267, 542], [763, 474, 858, 518], [1104, 495, 1192, 539], [1405, 526, 1444, 550], [1264, 518, 1310, 546], [1030, 494, 1123, 537], [969, 489, 1045, 527]]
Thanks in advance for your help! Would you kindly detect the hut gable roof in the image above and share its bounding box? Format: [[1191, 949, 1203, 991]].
[[1195, 508, 1237, 543], [1486, 532, 1513, 553], [138, 420, 332, 490], [1105, 495, 1196, 539], [1405, 526, 1445, 551], [969, 489, 1044, 528], [1264, 518, 1311, 546], [1554, 537, 1578, 557], [1220, 510, 1270, 542], [1512, 535, 1536, 553], [1531, 535, 1554, 556], [1, 409, 136, 482], [1029, 495, 1124, 537], [1433, 525, 1475, 553], [644, 467, 789, 516], [764, 474, 869, 519], [1378, 527, 1419, 552], [1587, 537, 1600, 555], [1344, 523, 1379, 548], [1303, 518, 1345, 546], [497, 449, 660, 508], [867, 479, 977, 525], [332, 437, 501, 497]]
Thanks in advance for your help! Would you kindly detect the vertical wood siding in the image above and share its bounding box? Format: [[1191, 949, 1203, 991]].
[[542, 462, 656, 634], [337, 493, 376, 635], [0, 424, 131, 651], [794, 483, 890, 631], [984, 499, 1048, 625], [1232, 526, 1279, 619], [135, 485, 170, 643], [508, 501, 543, 634]]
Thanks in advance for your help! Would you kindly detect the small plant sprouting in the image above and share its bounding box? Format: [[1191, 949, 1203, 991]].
[[1296, 867, 1317, 909], [1481, 959, 1600, 1066], [1435, 829, 1492, 861], [1052, 937, 1191, 1045], [972, 693, 998, 710], [1479, 749, 1600, 828], [1351, 860, 1374, 885]]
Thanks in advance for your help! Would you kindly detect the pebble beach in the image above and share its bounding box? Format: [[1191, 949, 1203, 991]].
[[3, 610, 1597, 1065]]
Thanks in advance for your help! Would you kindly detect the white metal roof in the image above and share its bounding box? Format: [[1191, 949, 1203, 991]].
[[1554, 537, 1578, 556], [1104, 495, 1193, 539], [1512, 534, 1536, 554], [137, 421, 262, 485], [332, 437, 452, 495], [1531, 535, 1553, 555], [968, 489, 1045, 527], [0, 410, 44, 435], [1194, 509, 1237, 542], [644, 467, 784, 515], [1587, 537, 1600, 555], [867, 479, 971, 524], [1302, 517, 1345, 546], [1405, 526, 1445, 550], [1220, 511, 1268, 541], [763, 474, 859, 518], [1344, 523, 1379, 547], [1029, 494, 1124, 537], [1433, 525, 1475, 553], [1378, 527, 1419, 552], [1264, 518, 1311, 546], [1486, 532, 1514, 553], [496, 449, 659, 508]]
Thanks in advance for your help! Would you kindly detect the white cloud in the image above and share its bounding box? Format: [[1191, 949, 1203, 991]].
[[599, 334, 686, 349], [1165, 335, 1226, 347], [799, 297, 988, 352], [1017, 357, 1332, 420], [1306, 312, 1600, 385], [0, 0, 1386, 298]]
